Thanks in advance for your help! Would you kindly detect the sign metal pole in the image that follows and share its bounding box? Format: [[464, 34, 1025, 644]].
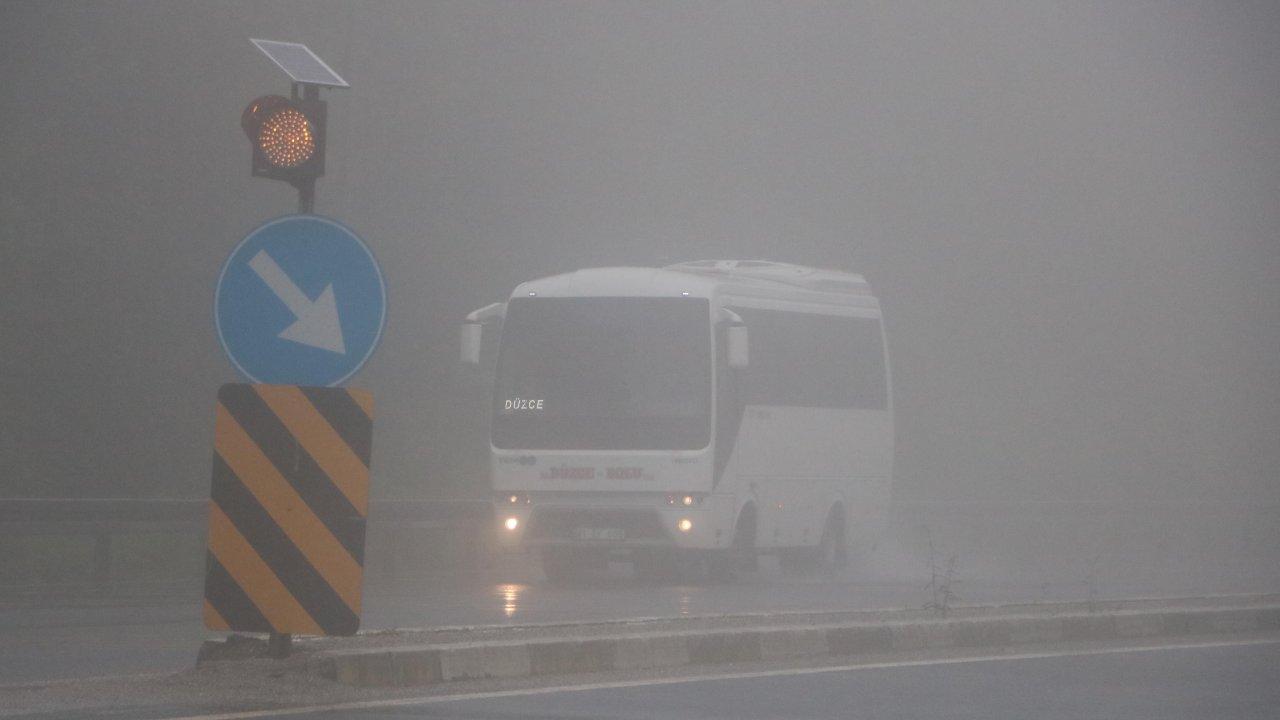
[[293, 82, 318, 215], [267, 80, 321, 658]]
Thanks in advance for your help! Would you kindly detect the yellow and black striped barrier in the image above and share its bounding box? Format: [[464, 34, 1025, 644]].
[[204, 383, 373, 636]]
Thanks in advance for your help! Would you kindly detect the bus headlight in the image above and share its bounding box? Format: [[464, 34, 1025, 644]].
[[504, 517, 520, 531], [677, 518, 693, 533]]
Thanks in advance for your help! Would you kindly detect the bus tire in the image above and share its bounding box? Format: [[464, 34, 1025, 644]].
[[730, 505, 758, 576], [816, 505, 848, 573], [779, 506, 847, 576]]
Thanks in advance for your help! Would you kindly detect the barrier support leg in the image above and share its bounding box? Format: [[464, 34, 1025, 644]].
[[267, 632, 292, 659]]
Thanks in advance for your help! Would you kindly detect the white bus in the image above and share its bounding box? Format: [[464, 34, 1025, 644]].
[[461, 260, 893, 580]]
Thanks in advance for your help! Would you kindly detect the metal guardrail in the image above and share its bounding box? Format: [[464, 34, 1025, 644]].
[[0, 498, 494, 596], [0, 498, 493, 524], [0, 498, 205, 524], [2, 497, 1274, 598]]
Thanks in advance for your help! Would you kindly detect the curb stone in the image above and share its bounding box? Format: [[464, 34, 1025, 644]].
[[317, 604, 1280, 688]]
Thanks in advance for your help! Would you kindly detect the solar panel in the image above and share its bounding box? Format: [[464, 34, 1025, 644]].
[[250, 39, 349, 88]]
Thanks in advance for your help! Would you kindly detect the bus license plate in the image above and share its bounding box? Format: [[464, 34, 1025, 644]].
[[574, 527, 625, 541]]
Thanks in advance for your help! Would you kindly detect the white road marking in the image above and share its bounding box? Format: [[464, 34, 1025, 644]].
[[160, 637, 1280, 719]]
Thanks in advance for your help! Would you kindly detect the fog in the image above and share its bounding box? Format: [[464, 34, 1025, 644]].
[[2, 1, 1277, 586]]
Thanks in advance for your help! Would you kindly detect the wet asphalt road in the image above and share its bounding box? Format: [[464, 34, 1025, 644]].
[[216, 641, 1280, 719]]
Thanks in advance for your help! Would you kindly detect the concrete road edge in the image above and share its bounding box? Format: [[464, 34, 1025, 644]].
[[317, 604, 1280, 687]]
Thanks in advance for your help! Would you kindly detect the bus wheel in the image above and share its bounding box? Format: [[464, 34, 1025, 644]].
[[816, 506, 848, 573], [727, 506, 758, 577], [780, 507, 847, 576]]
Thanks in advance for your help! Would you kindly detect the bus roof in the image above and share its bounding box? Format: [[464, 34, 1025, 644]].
[[510, 261, 876, 308]]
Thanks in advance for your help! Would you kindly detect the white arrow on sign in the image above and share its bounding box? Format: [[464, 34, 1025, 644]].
[[248, 249, 347, 355]]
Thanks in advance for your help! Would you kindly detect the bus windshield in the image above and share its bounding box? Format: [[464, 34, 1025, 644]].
[[492, 297, 712, 450]]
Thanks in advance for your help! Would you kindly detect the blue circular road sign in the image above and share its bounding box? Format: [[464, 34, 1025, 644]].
[[215, 215, 386, 386]]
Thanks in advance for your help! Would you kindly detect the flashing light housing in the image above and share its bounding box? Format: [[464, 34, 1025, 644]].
[[241, 94, 327, 187]]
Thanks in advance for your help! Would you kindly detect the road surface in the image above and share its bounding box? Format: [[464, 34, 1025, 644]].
[[244, 640, 1280, 719]]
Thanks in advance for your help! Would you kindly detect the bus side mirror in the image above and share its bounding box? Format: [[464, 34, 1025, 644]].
[[461, 302, 506, 365], [460, 323, 483, 364], [727, 324, 749, 368]]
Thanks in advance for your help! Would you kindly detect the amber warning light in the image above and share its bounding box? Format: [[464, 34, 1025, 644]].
[[241, 95, 326, 184]]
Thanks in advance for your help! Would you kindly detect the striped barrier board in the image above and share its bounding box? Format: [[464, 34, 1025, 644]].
[[204, 383, 373, 636]]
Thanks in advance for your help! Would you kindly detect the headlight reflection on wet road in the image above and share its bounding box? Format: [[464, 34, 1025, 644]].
[[498, 583, 526, 618]]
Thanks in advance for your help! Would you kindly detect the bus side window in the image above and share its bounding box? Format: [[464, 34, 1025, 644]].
[[728, 307, 886, 410]]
